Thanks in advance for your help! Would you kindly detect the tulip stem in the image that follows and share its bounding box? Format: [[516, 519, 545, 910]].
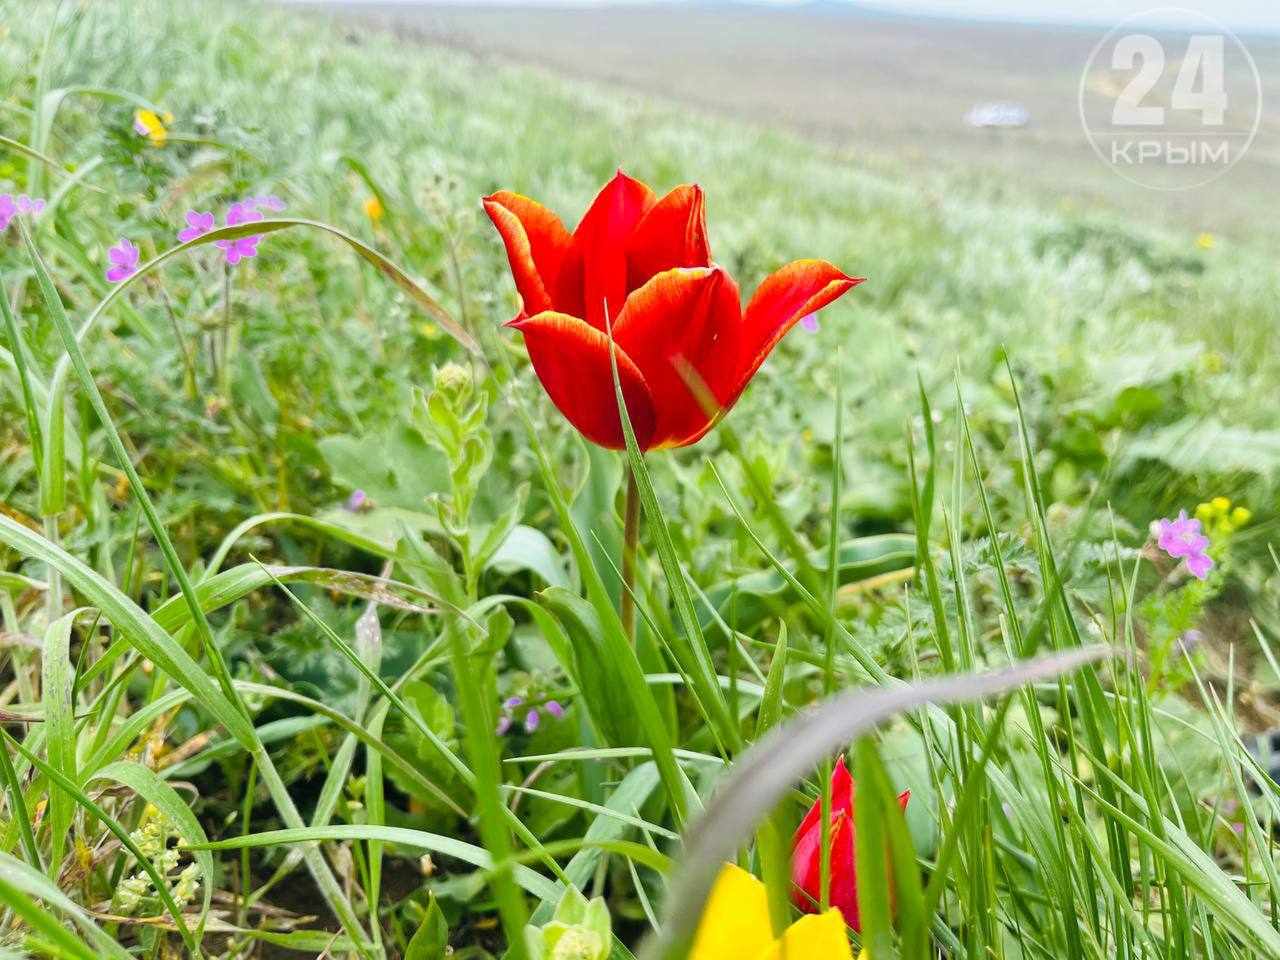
[[621, 465, 641, 647]]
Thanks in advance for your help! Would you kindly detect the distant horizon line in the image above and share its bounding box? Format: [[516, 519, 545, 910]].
[[281, 0, 1280, 37]]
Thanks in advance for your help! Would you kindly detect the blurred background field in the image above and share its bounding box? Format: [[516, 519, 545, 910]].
[[2, 0, 1280, 955], [309, 1, 1280, 242]]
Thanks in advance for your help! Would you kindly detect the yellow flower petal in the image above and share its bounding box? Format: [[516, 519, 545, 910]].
[[1211, 496, 1231, 515], [691, 864, 776, 960], [754, 910, 853, 960]]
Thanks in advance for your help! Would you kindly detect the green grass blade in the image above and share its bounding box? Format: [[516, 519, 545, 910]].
[[191, 824, 561, 902], [0, 852, 131, 959], [39, 610, 77, 874]]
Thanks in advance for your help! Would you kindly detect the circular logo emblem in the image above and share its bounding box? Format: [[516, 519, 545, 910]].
[[1079, 8, 1262, 190]]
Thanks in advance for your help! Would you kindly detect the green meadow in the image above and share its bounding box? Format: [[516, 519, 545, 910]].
[[1, 1, 1278, 957]]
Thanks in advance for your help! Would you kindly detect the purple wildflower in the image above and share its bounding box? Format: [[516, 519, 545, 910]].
[[178, 210, 216, 243], [253, 194, 286, 212], [1158, 511, 1208, 558], [1, 194, 45, 230], [214, 202, 264, 265], [218, 236, 260, 265], [800, 313, 819, 333], [344, 489, 367, 512], [495, 693, 565, 735], [105, 239, 141, 283], [133, 116, 150, 136], [226, 201, 264, 227], [1185, 551, 1214, 580], [1155, 510, 1213, 581]]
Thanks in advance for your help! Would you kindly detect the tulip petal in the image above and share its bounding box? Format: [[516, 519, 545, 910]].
[[754, 910, 854, 960], [613, 266, 742, 449], [733, 260, 863, 401], [792, 758, 860, 920], [690, 864, 776, 960], [508, 311, 657, 450], [483, 191, 573, 317], [827, 813, 861, 930], [626, 184, 712, 293], [557, 170, 656, 330]]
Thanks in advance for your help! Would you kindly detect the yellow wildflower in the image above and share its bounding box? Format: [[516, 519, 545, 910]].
[[1195, 502, 1213, 524], [1230, 506, 1251, 527], [692, 863, 853, 960], [1197, 232, 1214, 249], [133, 109, 172, 147], [363, 195, 384, 221], [1211, 496, 1231, 515]]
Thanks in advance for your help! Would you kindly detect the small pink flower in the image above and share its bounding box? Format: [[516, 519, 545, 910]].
[[1157, 511, 1208, 559], [1185, 551, 1214, 581], [1155, 510, 1213, 581], [545, 700, 565, 720], [253, 194, 286, 212], [524, 708, 540, 733], [178, 210, 215, 243], [225, 202, 263, 228], [800, 313, 820, 333], [1, 194, 45, 230], [214, 202, 264, 265], [105, 239, 140, 283], [216, 236, 259, 265]]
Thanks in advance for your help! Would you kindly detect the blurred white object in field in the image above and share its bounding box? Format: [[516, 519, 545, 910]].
[[966, 101, 1030, 127]]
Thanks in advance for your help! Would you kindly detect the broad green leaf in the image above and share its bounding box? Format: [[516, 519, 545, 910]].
[[405, 893, 450, 960]]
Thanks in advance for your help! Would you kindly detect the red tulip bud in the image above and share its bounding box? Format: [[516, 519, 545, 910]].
[[791, 756, 910, 931]]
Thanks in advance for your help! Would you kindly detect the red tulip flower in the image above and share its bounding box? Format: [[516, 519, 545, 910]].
[[791, 757, 910, 932], [484, 171, 863, 451]]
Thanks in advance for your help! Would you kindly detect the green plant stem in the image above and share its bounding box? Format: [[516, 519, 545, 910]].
[[219, 260, 231, 397], [621, 466, 641, 647], [42, 514, 62, 626], [153, 279, 198, 399]]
